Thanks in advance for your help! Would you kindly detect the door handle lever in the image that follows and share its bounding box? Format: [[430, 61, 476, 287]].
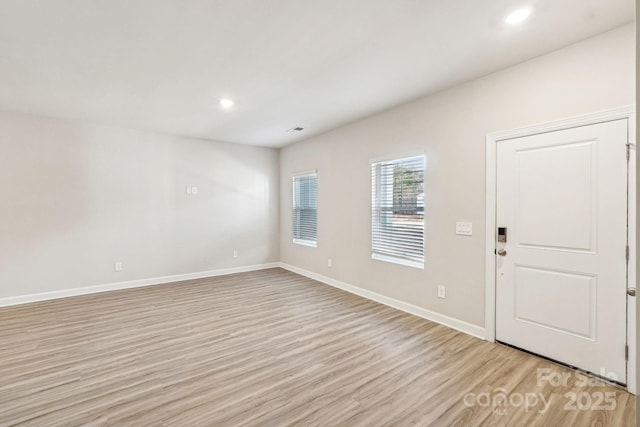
[[497, 249, 507, 256], [628, 288, 636, 297]]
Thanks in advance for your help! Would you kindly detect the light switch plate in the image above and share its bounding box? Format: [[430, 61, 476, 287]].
[[456, 222, 472, 236]]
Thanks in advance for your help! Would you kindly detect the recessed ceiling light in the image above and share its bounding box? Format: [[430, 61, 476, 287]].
[[219, 98, 234, 109], [505, 8, 531, 25]]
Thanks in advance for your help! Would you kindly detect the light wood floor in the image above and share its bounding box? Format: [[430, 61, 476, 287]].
[[0, 268, 635, 426]]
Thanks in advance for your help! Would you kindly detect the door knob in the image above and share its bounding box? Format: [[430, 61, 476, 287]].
[[497, 249, 507, 256]]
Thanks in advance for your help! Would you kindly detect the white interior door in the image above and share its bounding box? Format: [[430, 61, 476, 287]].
[[496, 119, 629, 382]]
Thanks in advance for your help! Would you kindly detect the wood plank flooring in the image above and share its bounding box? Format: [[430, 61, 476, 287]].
[[0, 268, 635, 426]]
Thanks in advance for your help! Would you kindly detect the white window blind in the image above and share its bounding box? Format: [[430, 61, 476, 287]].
[[292, 172, 317, 247], [371, 155, 425, 268]]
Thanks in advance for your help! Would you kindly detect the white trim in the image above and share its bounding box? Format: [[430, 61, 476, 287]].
[[371, 253, 424, 269], [280, 262, 485, 339], [485, 128, 498, 343], [369, 149, 425, 165], [292, 169, 317, 177], [627, 111, 636, 394], [293, 238, 317, 248], [0, 263, 279, 308], [485, 105, 636, 393], [487, 106, 636, 142]]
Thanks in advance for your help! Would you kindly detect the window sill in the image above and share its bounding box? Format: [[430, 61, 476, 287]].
[[371, 253, 424, 269], [293, 239, 317, 248]]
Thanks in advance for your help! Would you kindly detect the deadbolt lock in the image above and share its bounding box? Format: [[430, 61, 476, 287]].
[[498, 227, 507, 243]]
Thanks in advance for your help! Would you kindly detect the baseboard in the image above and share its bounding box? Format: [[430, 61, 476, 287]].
[[2, 261, 486, 341], [0, 262, 280, 307], [279, 262, 486, 340]]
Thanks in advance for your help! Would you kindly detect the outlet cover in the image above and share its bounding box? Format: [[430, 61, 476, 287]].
[[437, 285, 446, 299]]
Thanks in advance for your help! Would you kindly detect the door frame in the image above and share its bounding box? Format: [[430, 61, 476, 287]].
[[485, 106, 636, 393]]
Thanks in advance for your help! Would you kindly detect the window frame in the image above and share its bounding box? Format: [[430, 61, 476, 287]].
[[370, 154, 425, 269], [292, 170, 318, 248]]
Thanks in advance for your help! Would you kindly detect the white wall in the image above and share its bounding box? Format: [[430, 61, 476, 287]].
[[280, 24, 635, 328], [0, 112, 279, 299]]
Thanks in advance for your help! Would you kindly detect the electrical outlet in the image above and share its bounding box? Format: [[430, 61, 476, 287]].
[[233, 250, 239, 258], [191, 186, 198, 195], [327, 258, 332, 267], [437, 285, 446, 299], [114, 262, 123, 272]]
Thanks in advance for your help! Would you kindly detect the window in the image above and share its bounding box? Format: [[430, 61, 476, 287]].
[[371, 155, 425, 268], [292, 172, 318, 247]]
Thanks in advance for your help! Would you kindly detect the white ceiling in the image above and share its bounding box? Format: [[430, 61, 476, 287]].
[[0, 0, 634, 147]]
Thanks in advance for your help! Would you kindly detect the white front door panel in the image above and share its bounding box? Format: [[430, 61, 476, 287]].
[[496, 119, 628, 382]]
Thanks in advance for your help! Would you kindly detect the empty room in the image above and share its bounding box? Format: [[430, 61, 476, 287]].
[[0, 0, 637, 425]]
